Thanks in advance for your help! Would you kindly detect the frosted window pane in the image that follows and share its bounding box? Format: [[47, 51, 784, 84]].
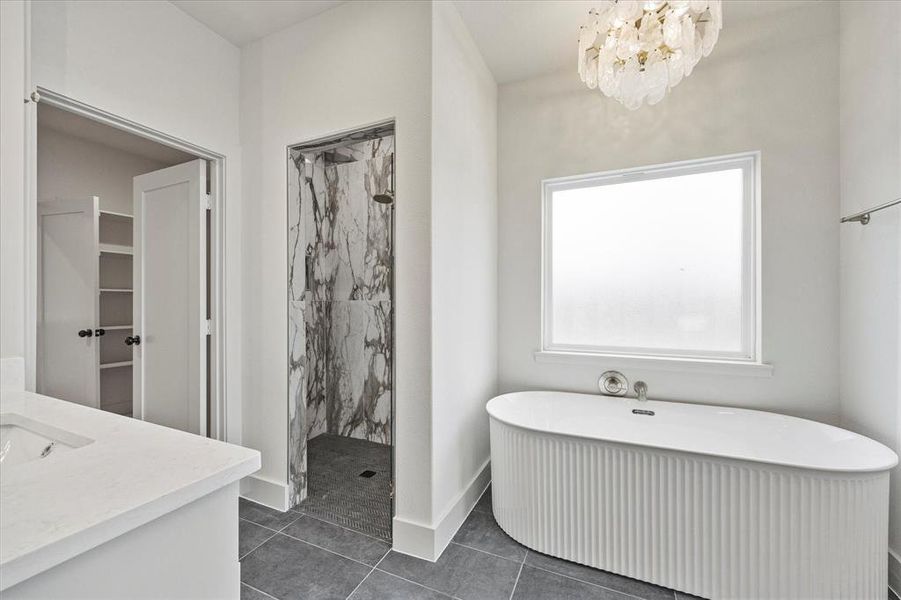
[[550, 168, 744, 355]]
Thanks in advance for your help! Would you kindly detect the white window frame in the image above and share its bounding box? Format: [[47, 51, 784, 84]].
[[538, 151, 769, 375]]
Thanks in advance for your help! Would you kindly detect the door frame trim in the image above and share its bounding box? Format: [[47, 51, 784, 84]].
[[25, 86, 231, 442]]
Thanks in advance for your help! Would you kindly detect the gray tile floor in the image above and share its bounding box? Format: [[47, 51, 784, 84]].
[[239, 486, 698, 600], [240, 487, 898, 600], [297, 434, 392, 541]]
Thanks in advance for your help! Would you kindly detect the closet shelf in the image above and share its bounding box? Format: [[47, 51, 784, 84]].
[[99, 288, 133, 293], [100, 324, 133, 330], [99, 210, 134, 221], [99, 361, 133, 370], [99, 243, 133, 256]]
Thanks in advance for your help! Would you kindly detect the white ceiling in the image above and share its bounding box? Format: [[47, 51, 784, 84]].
[[454, 0, 817, 85], [454, 0, 599, 85], [38, 104, 197, 166], [171, 0, 345, 47]]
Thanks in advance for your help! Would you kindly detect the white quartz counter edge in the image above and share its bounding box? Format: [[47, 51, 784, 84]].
[[0, 390, 261, 590]]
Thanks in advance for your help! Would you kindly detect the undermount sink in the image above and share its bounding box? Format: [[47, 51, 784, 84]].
[[0, 413, 93, 467]]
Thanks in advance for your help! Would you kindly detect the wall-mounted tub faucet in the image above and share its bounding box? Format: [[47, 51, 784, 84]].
[[634, 381, 648, 402], [598, 371, 629, 396]]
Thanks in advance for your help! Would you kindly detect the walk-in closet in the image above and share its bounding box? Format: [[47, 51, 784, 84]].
[[36, 103, 212, 436]]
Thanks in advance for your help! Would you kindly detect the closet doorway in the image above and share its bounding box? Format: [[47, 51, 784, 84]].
[[33, 100, 219, 438]]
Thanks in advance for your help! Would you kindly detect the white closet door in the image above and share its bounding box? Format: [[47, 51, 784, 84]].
[[38, 198, 100, 408], [133, 160, 207, 436]]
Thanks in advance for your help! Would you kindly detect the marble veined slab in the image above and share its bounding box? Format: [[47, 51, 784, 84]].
[[328, 300, 392, 444], [288, 300, 307, 506], [287, 133, 394, 506]]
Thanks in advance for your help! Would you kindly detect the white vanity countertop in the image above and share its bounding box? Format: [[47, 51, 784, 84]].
[[0, 390, 261, 590]]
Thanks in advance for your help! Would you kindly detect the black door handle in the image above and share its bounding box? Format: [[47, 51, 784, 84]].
[[94, 328, 106, 337], [78, 329, 93, 338], [125, 335, 141, 346]]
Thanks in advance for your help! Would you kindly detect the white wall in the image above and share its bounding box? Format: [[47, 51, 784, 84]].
[[37, 126, 167, 214], [430, 0, 498, 546], [31, 0, 240, 155], [838, 0, 901, 556], [28, 0, 244, 442], [239, 0, 435, 536], [497, 2, 841, 424], [0, 0, 28, 360]]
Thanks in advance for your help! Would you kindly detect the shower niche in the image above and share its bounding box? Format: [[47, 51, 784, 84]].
[[287, 123, 395, 541]]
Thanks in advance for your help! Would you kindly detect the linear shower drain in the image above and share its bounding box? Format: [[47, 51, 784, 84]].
[[358, 470, 377, 478]]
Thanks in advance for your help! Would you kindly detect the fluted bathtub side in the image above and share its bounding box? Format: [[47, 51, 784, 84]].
[[490, 418, 890, 600]]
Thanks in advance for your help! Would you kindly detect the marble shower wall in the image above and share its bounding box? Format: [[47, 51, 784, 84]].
[[287, 134, 394, 506]]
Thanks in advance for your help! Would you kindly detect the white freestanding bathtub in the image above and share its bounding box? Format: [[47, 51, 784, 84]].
[[487, 391, 898, 600]]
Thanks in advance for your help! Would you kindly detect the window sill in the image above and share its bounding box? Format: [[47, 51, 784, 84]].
[[533, 350, 774, 377]]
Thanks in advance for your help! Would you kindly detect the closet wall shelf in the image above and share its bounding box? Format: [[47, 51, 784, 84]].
[[99, 361, 133, 370], [99, 243, 134, 255], [99, 288, 133, 293], [100, 324, 133, 330], [98, 210, 134, 221]]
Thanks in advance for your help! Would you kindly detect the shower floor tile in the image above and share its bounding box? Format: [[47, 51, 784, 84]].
[[295, 433, 392, 541]]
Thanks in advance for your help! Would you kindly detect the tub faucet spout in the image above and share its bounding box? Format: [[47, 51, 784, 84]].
[[634, 381, 648, 402]]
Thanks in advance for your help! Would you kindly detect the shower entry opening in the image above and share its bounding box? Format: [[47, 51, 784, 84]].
[[287, 122, 395, 541]]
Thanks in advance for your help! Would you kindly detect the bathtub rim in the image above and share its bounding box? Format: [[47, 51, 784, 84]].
[[486, 390, 899, 475]]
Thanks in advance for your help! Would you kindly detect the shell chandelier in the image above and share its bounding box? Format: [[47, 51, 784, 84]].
[[578, 0, 723, 110]]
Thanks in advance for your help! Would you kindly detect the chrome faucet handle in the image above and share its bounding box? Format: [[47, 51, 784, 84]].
[[599, 371, 629, 396], [634, 381, 648, 402]]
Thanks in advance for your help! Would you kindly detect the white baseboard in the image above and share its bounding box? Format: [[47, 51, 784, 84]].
[[432, 460, 491, 556], [889, 548, 900, 598], [240, 473, 290, 511], [391, 516, 438, 560], [392, 460, 491, 562]]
